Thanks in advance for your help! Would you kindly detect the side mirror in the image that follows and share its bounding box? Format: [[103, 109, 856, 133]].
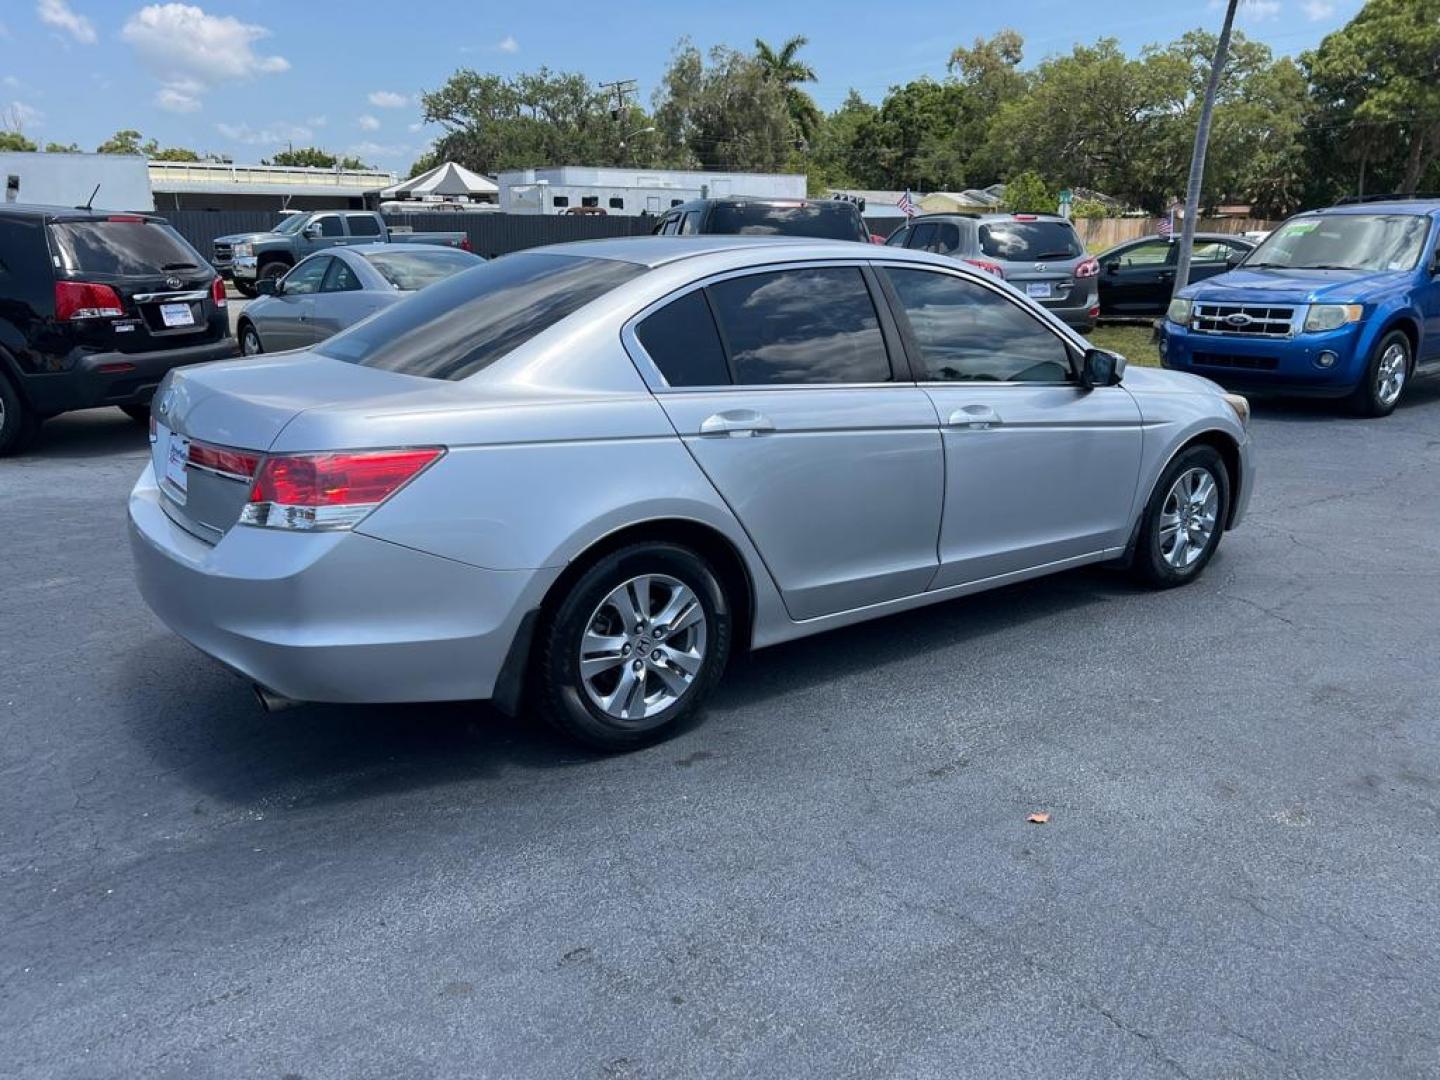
[[255, 278, 278, 296], [302, 224, 321, 239], [1225, 250, 1246, 268], [1104, 260, 1121, 274], [1079, 347, 1126, 389]]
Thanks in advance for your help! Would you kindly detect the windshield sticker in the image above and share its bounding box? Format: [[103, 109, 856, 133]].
[[1284, 221, 1320, 235]]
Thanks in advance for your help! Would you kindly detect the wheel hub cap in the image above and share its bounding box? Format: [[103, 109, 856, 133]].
[[1376, 343, 1407, 407], [1159, 467, 1219, 570], [579, 573, 708, 722]]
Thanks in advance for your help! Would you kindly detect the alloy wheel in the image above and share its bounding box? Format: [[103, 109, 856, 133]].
[[1159, 467, 1219, 570], [1375, 341, 1407, 407], [578, 573, 708, 722], [241, 327, 261, 356]]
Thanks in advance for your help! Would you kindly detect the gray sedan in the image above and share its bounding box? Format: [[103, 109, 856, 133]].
[[236, 243, 482, 354], [130, 237, 1255, 751]]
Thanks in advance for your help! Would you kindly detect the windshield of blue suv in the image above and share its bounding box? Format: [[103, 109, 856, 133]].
[[1244, 214, 1431, 272]]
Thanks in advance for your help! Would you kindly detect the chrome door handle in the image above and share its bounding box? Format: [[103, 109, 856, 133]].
[[699, 410, 775, 438], [946, 405, 1002, 430]]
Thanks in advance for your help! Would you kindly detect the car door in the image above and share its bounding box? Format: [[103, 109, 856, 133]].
[[879, 264, 1143, 588], [308, 255, 376, 343], [627, 263, 945, 621], [263, 255, 330, 351], [1099, 238, 1175, 317]]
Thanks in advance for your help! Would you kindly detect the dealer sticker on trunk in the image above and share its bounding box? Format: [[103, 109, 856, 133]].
[[164, 429, 190, 496]]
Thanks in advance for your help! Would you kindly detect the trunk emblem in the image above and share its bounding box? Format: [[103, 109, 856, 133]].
[[155, 389, 173, 417], [165, 276, 183, 289]]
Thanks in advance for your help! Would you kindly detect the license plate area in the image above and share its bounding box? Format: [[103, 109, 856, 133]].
[[160, 302, 196, 328], [1025, 282, 1053, 299]]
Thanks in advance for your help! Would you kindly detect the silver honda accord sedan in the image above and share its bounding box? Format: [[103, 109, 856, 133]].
[[129, 236, 1254, 750]]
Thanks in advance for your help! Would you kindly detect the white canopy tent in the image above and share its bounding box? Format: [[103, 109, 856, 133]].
[[379, 161, 498, 201]]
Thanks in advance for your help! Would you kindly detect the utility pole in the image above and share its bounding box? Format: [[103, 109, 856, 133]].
[[598, 79, 638, 121], [1172, 0, 1238, 297]]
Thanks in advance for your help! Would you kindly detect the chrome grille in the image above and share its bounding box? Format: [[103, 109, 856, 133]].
[[212, 242, 232, 268], [1192, 302, 1295, 338]]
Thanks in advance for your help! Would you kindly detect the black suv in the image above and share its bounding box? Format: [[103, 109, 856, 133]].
[[0, 205, 236, 454], [652, 197, 870, 242]]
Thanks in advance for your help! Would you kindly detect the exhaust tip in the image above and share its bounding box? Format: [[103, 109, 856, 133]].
[[252, 683, 303, 713]]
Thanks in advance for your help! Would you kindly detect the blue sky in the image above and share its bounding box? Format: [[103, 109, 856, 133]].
[[1, 0, 1362, 175]]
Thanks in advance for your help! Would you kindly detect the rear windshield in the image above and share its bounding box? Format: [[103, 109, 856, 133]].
[[706, 202, 868, 242], [48, 219, 205, 276], [315, 253, 644, 380], [978, 220, 1084, 262], [363, 249, 481, 291]]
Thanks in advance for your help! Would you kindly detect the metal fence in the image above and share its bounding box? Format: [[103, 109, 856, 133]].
[[155, 209, 658, 263]]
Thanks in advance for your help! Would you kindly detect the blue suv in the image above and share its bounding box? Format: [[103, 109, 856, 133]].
[[1158, 197, 1440, 416]]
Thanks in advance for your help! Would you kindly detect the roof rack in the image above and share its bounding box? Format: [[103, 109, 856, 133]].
[[1334, 192, 1440, 205]]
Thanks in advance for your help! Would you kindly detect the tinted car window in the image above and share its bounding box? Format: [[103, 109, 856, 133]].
[[707, 267, 889, 385], [315, 215, 344, 238], [321, 258, 363, 292], [47, 219, 204, 276], [346, 214, 383, 237], [635, 290, 731, 387], [706, 202, 867, 242], [363, 249, 480, 291], [978, 220, 1084, 261], [1117, 240, 1173, 267], [680, 211, 702, 235], [315, 253, 645, 380], [887, 268, 1073, 383], [282, 256, 330, 295], [1191, 240, 1238, 262], [906, 222, 937, 250], [884, 226, 910, 247]]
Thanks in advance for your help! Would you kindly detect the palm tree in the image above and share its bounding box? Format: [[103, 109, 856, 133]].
[[755, 35, 823, 145]]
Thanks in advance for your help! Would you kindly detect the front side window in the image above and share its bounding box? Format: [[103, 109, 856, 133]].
[[315, 253, 645, 380], [884, 226, 909, 247], [321, 258, 362, 292], [345, 214, 383, 237], [635, 290, 731, 387], [282, 256, 331, 295], [679, 211, 702, 235], [706, 267, 889, 385], [886, 267, 1073, 383], [1117, 240, 1174, 268], [1246, 213, 1430, 271], [905, 222, 936, 250], [314, 215, 344, 238]]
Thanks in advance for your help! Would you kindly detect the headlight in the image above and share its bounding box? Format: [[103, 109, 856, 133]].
[[1222, 392, 1251, 430], [232, 242, 252, 258], [1303, 303, 1363, 333], [1166, 298, 1193, 325]]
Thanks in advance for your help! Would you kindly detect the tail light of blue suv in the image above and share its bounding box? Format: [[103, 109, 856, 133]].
[[239, 447, 446, 531]]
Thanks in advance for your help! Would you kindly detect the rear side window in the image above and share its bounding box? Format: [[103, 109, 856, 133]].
[[315, 253, 645, 380], [706, 267, 889, 384], [363, 249, 480, 290], [635, 290, 730, 387], [346, 214, 383, 237], [48, 219, 204, 276], [706, 202, 867, 242], [887, 267, 1073, 383], [978, 220, 1083, 261]]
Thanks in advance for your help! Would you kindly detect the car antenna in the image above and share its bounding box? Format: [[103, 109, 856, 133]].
[[78, 183, 100, 210]]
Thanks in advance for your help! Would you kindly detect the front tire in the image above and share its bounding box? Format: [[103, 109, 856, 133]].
[[534, 543, 732, 751], [1350, 329, 1411, 418], [1130, 445, 1230, 589], [0, 375, 40, 457], [239, 322, 263, 356]]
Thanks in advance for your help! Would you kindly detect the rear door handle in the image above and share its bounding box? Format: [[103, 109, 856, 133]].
[[946, 405, 1002, 430], [699, 410, 775, 438]]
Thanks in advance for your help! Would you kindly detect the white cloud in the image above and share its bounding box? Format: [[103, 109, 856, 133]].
[[215, 120, 314, 146], [4, 100, 44, 129], [122, 4, 288, 113], [496, 34, 519, 54], [1301, 0, 1334, 18], [37, 0, 96, 44], [2, 76, 19, 90], [367, 90, 408, 108], [407, 121, 424, 133], [357, 114, 380, 131], [348, 140, 407, 159]]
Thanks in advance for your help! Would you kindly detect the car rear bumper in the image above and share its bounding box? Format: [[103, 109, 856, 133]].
[[21, 338, 240, 414], [1158, 322, 1365, 397], [128, 464, 559, 704]]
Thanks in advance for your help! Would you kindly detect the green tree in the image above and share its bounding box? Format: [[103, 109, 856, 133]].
[[44, 141, 81, 153], [265, 146, 338, 167], [946, 29, 1029, 184], [1001, 170, 1057, 213], [809, 90, 878, 190], [755, 35, 822, 144], [0, 131, 38, 152], [150, 146, 201, 162], [96, 129, 149, 155], [653, 41, 796, 172], [1305, 0, 1440, 195], [847, 78, 969, 191]]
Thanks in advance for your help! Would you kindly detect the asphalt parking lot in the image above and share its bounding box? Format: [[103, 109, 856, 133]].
[[4, 382, 1440, 1079]]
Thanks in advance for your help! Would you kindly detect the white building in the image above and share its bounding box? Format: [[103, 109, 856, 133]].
[[1, 152, 154, 211], [498, 166, 807, 217], [148, 160, 397, 211]]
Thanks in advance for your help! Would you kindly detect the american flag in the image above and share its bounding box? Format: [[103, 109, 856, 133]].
[[897, 189, 917, 217], [1157, 214, 1173, 238]]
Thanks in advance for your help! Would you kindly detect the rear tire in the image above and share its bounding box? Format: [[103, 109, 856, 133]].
[[1130, 445, 1230, 589], [0, 374, 40, 457], [119, 404, 150, 424], [534, 543, 732, 751], [1349, 329, 1411, 418]]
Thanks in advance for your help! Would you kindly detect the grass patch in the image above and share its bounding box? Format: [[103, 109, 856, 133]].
[[1085, 322, 1161, 368]]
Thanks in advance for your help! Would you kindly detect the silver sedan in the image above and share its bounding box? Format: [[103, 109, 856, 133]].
[[236, 243, 483, 355], [130, 237, 1255, 750]]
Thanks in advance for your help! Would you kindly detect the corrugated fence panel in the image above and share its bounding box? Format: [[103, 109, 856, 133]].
[[154, 209, 658, 264]]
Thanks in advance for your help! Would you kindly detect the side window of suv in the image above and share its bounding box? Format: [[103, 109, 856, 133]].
[[886, 267, 1073, 383], [679, 211, 703, 235], [314, 215, 344, 238], [706, 267, 891, 385], [346, 214, 382, 238], [634, 290, 731, 387]]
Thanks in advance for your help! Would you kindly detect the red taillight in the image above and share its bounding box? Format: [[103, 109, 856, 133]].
[[1013, 214, 1038, 221], [107, 214, 147, 223], [189, 440, 261, 480], [1074, 257, 1100, 279], [55, 281, 124, 321], [458, 236, 472, 252], [242, 448, 444, 530], [963, 258, 1006, 278], [210, 275, 227, 308]]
